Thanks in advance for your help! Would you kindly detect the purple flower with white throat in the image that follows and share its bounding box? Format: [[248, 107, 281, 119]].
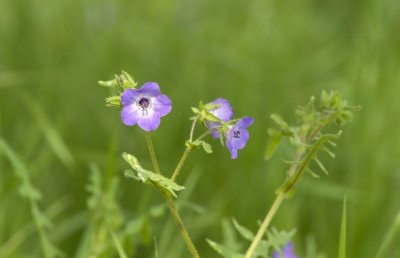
[[273, 242, 298, 258], [121, 82, 172, 131], [205, 98, 234, 138], [226, 116, 253, 159]]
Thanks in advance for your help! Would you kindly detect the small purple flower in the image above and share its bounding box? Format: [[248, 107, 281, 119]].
[[273, 242, 298, 258], [226, 116, 253, 159], [121, 82, 172, 131], [205, 98, 234, 138]]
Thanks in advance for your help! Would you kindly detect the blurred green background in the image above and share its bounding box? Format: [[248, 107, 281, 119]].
[[1, 0, 400, 257]]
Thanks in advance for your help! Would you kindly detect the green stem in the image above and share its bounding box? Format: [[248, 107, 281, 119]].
[[189, 116, 200, 142], [244, 193, 285, 258], [144, 133, 200, 258], [163, 194, 201, 258], [171, 146, 192, 182], [145, 132, 161, 174], [245, 126, 327, 258], [170, 131, 211, 182]]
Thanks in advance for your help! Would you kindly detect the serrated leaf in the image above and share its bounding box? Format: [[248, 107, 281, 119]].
[[267, 228, 296, 252], [122, 153, 185, 197], [206, 239, 244, 258]]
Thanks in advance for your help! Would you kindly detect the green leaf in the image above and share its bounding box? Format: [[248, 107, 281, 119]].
[[206, 239, 244, 258], [201, 141, 213, 154], [232, 219, 254, 241], [265, 128, 283, 160], [270, 114, 289, 131], [105, 96, 121, 108], [122, 153, 185, 197], [314, 157, 329, 175], [338, 196, 347, 258], [375, 210, 400, 258]]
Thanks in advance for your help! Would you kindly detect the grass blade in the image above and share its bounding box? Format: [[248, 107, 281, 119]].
[[338, 196, 347, 258], [375, 210, 400, 258]]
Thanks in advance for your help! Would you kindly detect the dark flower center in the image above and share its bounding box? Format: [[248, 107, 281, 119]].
[[138, 97, 151, 110], [233, 130, 240, 138]]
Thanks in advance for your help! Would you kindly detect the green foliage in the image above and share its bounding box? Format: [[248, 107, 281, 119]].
[[0, 138, 63, 258], [1, 0, 400, 257], [98, 71, 138, 108], [208, 218, 295, 258], [265, 91, 358, 196], [122, 152, 185, 197], [185, 140, 213, 154]]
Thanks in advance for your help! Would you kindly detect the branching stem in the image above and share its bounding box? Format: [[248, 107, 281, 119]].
[[170, 130, 211, 182], [144, 133, 200, 258]]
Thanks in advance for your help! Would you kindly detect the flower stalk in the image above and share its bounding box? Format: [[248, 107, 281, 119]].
[[144, 133, 200, 258], [145, 132, 161, 174]]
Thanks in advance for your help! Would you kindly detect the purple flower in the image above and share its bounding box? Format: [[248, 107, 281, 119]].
[[121, 82, 172, 131], [273, 242, 298, 258], [226, 116, 253, 159], [205, 98, 234, 138]]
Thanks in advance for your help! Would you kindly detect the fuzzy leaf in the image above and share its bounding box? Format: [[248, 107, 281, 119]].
[[122, 153, 185, 197]]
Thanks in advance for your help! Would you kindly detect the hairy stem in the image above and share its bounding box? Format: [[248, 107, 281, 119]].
[[171, 146, 192, 182], [189, 116, 200, 142], [145, 132, 161, 174], [164, 194, 201, 258], [144, 134, 200, 258]]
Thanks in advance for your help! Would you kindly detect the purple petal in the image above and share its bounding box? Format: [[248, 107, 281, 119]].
[[226, 129, 249, 151], [228, 147, 238, 159], [137, 110, 161, 131], [273, 242, 298, 258], [205, 121, 222, 138], [153, 94, 172, 117], [236, 116, 254, 129], [225, 117, 253, 159], [121, 106, 140, 126], [139, 82, 161, 96], [121, 89, 140, 106], [210, 98, 234, 122]]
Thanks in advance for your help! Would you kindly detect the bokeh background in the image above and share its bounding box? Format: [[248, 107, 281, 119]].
[[1, 0, 400, 257]]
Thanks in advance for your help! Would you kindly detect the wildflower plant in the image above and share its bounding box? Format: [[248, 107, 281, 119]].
[[98, 71, 254, 258], [99, 71, 359, 258], [206, 91, 359, 258]]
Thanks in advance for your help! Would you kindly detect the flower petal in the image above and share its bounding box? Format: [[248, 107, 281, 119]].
[[139, 82, 161, 96], [153, 94, 172, 116], [205, 121, 222, 138], [121, 89, 140, 106], [121, 106, 140, 126], [137, 111, 161, 131], [227, 129, 249, 150], [228, 146, 238, 159], [210, 98, 234, 121], [236, 116, 254, 129]]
